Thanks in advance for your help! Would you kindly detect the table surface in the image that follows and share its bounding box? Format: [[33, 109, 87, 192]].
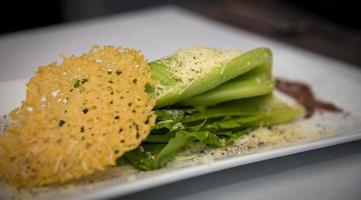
[[0, 6, 360, 200]]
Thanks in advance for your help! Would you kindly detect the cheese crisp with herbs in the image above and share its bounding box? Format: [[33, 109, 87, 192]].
[[0, 46, 156, 187]]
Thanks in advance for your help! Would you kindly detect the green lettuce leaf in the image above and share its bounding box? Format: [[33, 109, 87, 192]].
[[151, 47, 272, 108]]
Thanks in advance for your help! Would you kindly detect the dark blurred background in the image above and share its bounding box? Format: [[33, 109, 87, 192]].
[[1, 0, 360, 66]]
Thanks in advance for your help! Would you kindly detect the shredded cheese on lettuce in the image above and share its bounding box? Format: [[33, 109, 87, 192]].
[[154, 46, 242, 95]]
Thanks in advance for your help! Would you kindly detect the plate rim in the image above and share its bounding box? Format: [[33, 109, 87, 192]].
[[63, 130, 361, 200]]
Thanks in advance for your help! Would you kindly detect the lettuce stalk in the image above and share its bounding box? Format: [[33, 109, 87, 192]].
[[118, 46, 304, 170]]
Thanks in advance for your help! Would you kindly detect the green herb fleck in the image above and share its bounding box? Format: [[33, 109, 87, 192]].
[[145, 83, 154, 94], [82, 108, 89, 114], [80, 126, 85, 132], [74, 79, 88, 88], [115, 70, 122, 75], [59, 120, 66, 127], [74, 80, 81, 88]]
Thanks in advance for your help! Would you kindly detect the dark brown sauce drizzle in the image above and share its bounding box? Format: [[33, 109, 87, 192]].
[[276, 78, 343, 118]]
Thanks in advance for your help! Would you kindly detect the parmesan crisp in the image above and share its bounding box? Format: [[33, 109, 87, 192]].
[[0, 45, 156, 187]]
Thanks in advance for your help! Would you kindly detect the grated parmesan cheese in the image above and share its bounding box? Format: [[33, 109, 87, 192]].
[[154, 46, 242, 96]]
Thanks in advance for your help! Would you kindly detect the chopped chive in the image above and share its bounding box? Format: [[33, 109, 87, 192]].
[[80, 126, 85, 132], [82, 108, 89, 114], [58, 120, 66, 127], [115, 70, 122, 75], [81, 79, 88, 84], [108, 70, 112, 75]]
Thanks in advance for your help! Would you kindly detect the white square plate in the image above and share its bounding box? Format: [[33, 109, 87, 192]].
[[1, 6, 361, 200]]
